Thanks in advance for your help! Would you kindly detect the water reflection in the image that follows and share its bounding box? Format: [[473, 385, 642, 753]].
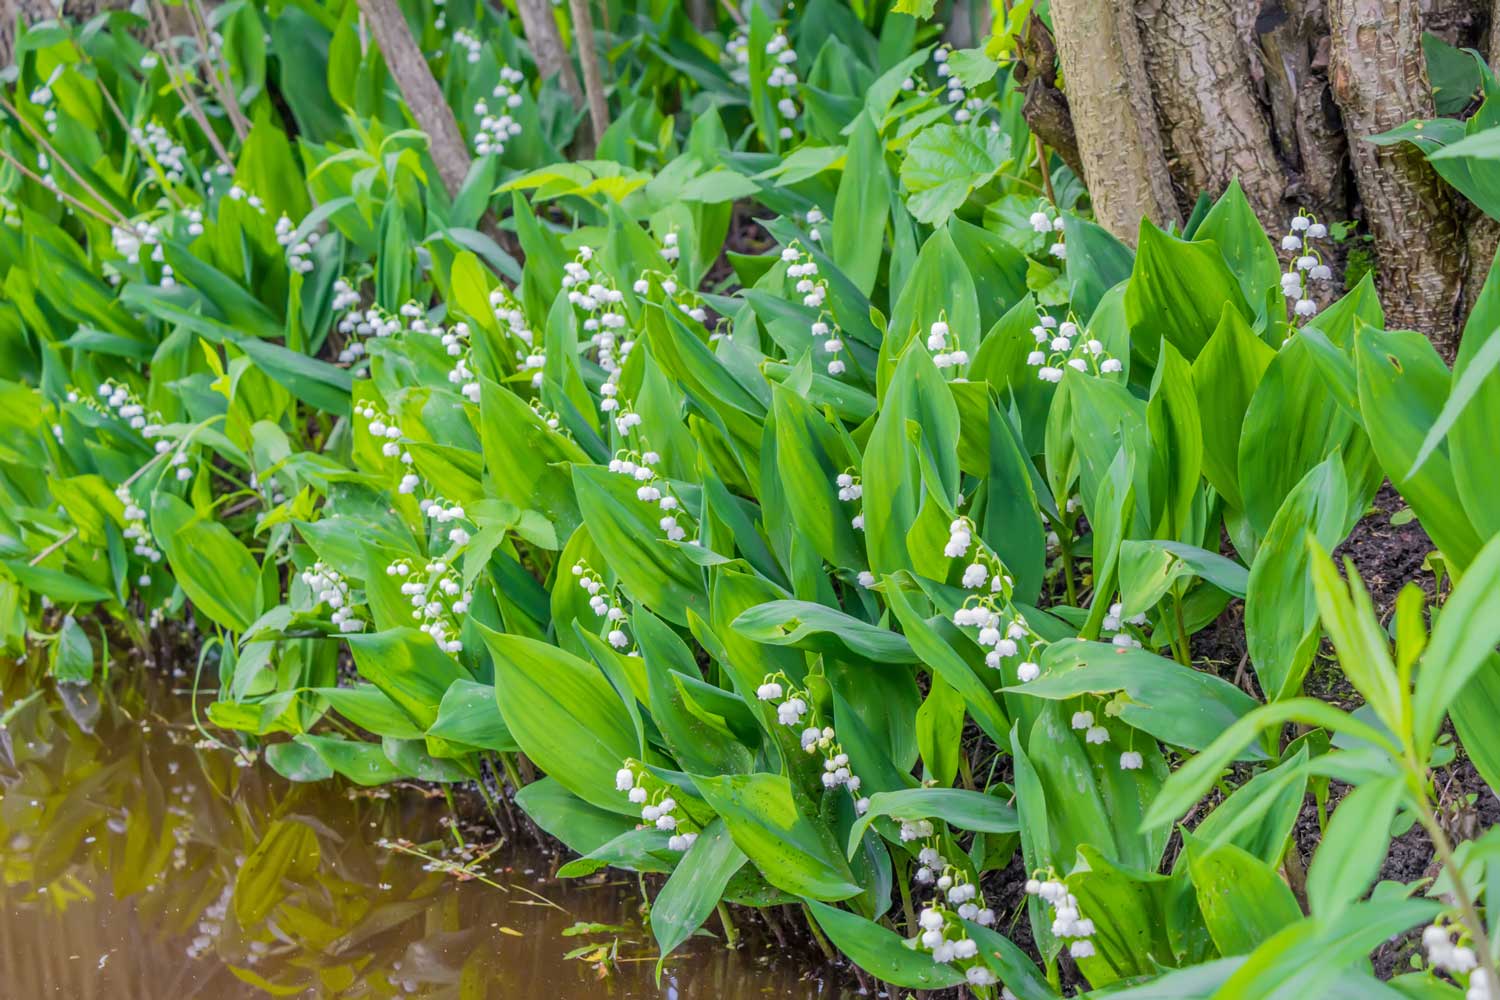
[[0, 660, 849, 998]]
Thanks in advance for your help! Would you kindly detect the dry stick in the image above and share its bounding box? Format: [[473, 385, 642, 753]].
[[357, 0, 472, 197], [1034, 134, 1055, 205], [85, 57, 188, 208], [0, 147, 129, 229], [184, 0, 251, 141], [144, 1, 236, 170], [567, 0, 610, 149], [0, 97, 134, 228], [719, 0, 746, 27]]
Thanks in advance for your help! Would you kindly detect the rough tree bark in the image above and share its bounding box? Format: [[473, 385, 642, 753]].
[[515, 0, 583, 107], [357, 0, 472, 198], [1135, 0, 1289, 228], [1038, 0, 1490, 358], [1328, 0, 1464, 352], [1012, 14, 1085, 182], [1048, 0, 1180, 239]]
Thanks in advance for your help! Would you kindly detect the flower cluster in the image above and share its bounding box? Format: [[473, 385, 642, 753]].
[[607, 430, 692, 543], [763, 30, 801, 140], [29, 69, 60, 134], [759, 674, 869, 813], [1026, 872, 1098, 959], [564, 247, 635, 379], [836, 471, 865, 531], [1101, 600, 1147, 649], [805, 206, 825, 244], [1029, 206, 1067, 259], [389, 557, 469, 653], [424, 496, 473, 547], [453, 28, 483, 63], [572, 560, 632, 649], [1025, 314, 1121, 382], [616, 762, 697, 851], [948, 526, 1048, 679], [117, 486, 161, 571], [932, 47, 986, 125], [138, 121, 189, 183], [472, 66, 526, 157], [926, 318, 970, 374], [1279, 211, 1334, 320], [357, 405, 408, 459], [302, 561, 365, 633], [912, 876, 999, 986], [274, 213, 321, 274]]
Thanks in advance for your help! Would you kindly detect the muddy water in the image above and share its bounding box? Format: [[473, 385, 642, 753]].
[[0, 664, 850, 999]]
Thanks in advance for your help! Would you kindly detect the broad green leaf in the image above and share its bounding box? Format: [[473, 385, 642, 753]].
[[845, 786, 1018, 859], [480, 626, 639, 814], [344, 628, 469, 729], [804, 899, 965, 989], [1245, 454, 1351, 701], [1186, 835, 1302, 956], [692, 772, 860, 901], [150, 494, 261, 633], [652, 819, 746, 961], [1124, 219, 1253, 362], [1016, 639, 1259, 752], [1305, 774, 1403, 917]]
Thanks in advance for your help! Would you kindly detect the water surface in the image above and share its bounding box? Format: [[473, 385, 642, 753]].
[[0, 663, 850, 998]]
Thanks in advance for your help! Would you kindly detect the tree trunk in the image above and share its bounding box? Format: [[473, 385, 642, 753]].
[[1049, 0, 1180, 239], [1135, 0, 1289, 229], [1252, 0, 1351, 224], [515, 0, 583, 107], [358, 0, 471, 198], [1328, 0, 1464, 354], [1041, 0, 1484, 358], [568, 0, 610, 148]]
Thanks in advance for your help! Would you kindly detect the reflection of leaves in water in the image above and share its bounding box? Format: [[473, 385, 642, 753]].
[[0, 659, 473, 997]]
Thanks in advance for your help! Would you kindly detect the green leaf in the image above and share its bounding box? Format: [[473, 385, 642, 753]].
[[803, 900, 964, 989], [692, 772, 860, 901], [480, 626, 639, 814], [1414, 531, 1500, 746], [344, 629, 469, 730], [1193, 179, 1283, 319], [1192, 304, 1275, 512], [900, 125, 1009, 225], [885, 581, 1010, 746], [1305, 774, 1403, 917], [1355, 327, 1482, 568], [1186, 835, 1303, 956], [426, 679, 517, 753], [150, 494, 261, 633], [832, 113, 890, 295], [651, 819, 746, 961], [1245, 454, 1351, 701], [731, 598, 915, 663], [574, 464, 706, 626], [845, 787, 1018, 859], [50, 614, 93, 684], [1124, 219, 1253, 363], [771, 383, 864, 569], [1015, 639, 1260, 752]]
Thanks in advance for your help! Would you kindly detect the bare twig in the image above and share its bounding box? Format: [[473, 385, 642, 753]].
[[0, 101, 133, 227], [144, 0, 236, 170], [184, 0, 251, 141]]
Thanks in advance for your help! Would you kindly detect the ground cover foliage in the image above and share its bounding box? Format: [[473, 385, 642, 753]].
[[6, 1, 1500, 996]]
